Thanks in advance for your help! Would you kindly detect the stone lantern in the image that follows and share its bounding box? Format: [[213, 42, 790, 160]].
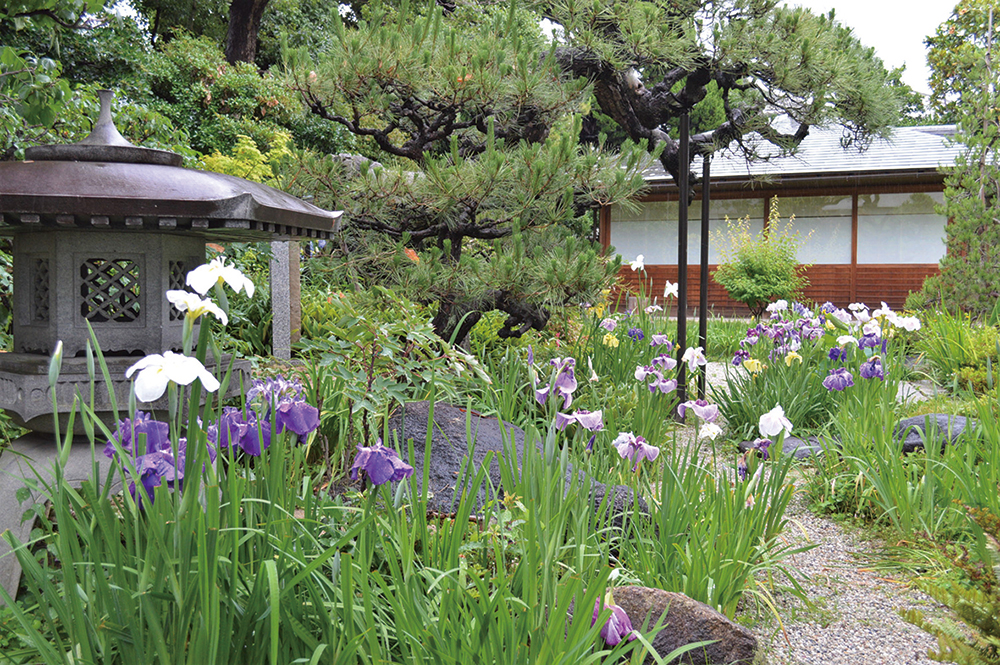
[[0, 91, 342, 431]]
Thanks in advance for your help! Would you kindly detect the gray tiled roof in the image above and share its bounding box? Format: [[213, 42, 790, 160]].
[[642, 124, 964, 183]]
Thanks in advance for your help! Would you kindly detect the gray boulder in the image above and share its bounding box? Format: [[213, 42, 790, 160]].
[[385, 400, 522, 512], [385, 401, 645, 524], [738, 435, 829, 459], [613, 586, 759, 665], [893, 414, 977, 454]]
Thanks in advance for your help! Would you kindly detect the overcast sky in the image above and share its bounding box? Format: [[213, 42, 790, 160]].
[[782, 0, 956, 95]]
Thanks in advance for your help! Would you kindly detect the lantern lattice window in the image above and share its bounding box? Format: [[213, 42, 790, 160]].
[[79, 258, 141, 323]]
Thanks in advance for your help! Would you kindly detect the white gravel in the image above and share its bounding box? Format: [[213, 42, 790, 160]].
[[755, 488, 944, 665]]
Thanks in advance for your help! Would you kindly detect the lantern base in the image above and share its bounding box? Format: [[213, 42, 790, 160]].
[[0, 353, 251, 434]]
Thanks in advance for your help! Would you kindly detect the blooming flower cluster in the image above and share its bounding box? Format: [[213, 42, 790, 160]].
[[104, 377, 323, 506], [103, 411, 215, 505], [635, 354, 678, 394], [125, 257, 259, 404], [205, 376, 321, 456], [733, 300, 919, 394], [529, 353, 606, 450]]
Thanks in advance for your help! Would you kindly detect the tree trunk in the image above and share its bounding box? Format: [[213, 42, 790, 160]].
[[224, 0, 271, 65]]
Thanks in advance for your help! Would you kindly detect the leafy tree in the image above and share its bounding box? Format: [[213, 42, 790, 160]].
[[287, 3, 651, 342], [926, 0, 1000, 124], [0, 1, 195, 159], [914, 3, 1000, 316], [539, 0, 903, 188], [0, 0, 99, 156], [132, 0, 229, 47], [286, 0, 902, 342], [224, 0, 271, 64]]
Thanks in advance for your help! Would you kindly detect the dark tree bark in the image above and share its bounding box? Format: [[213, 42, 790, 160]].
[[224, 0, 271, 65], [553, 46, 811, 198], [432, 290, 551, 344]]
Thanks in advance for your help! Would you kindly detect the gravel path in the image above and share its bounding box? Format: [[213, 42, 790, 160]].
[[757, 487, 943, 665], [695, 363, 947, 665]]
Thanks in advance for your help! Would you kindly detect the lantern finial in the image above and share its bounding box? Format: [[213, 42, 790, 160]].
[[78, 90, 133, 148]]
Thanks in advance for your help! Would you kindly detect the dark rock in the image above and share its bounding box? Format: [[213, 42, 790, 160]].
[[613, 586, 759, 665], [385, 401, 645, 524], [738, 435, 829, 459], [385, 401, 522, 512], [893, 414, 977, 454], [588, 480, 649, 532]]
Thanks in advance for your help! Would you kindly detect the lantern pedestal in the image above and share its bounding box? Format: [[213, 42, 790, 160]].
[[0, 353, 250, 433]]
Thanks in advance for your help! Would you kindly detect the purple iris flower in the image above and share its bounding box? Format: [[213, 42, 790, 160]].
[[627, 327, 644, 342], [635, 364, 656, 381], [819, 302, 837, 314], [612, 432, 660, 471], [555, 409, 604, 432], [103, 411, 170, 459], [737, 455, 749, 482], [822, 367, 855, 391], [732, 349, 750, 366], [648, 376, 678, 394], [801, 325, 823, 340], [599, 318, 617, 332], [752, 437, 772, 461], [350, 440, 414, 485], [275, 399, 320, 443], [650, 354, 677, 371], [592, 597, 637, 646], [126, 436, 216, 507], [208, 406, 271, 456], [537, 358, 577, 408], [792, 301, 809, 317], [247, 375, 303, 405], [527, 345, 534, 366], [247, 375, 321, 444], [858, 333, 880, 349], [860, 357, 884, 380], [129, 450, 183, 507], [649, 334, 672, 349], [677, 399, 719, 423], [828, 347, 847, 362]]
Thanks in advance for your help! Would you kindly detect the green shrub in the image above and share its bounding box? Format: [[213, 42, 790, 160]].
[[297, 286, 488, 416], [144, 35, 303, 155], [712, 199, 810, 319], [468, 309, 540, 372], [915, 309, 1000, 392], [903, 505, 1000, 664]]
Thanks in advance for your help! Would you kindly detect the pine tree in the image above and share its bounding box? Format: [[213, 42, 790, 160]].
[[288, 0, 902, 341], [916, 3, 1000, 316], [288, 3, 651, 342]]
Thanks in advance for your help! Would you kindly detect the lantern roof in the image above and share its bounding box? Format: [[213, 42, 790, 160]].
[[0, 91, 341, 240]]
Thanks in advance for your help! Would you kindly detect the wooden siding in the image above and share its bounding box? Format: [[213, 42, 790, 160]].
[[855, 264, 940, 309], [615, 263, 939, 314]]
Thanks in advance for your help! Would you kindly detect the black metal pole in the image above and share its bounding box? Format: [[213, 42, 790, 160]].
[[675, 113, 689, 413], [698, 154, 711, 399]]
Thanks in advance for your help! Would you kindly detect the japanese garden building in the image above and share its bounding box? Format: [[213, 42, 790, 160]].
[[601, 124, 964, 314]]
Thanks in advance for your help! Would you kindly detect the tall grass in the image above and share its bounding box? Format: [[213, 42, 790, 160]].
[[616, 440, 803, 617]]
